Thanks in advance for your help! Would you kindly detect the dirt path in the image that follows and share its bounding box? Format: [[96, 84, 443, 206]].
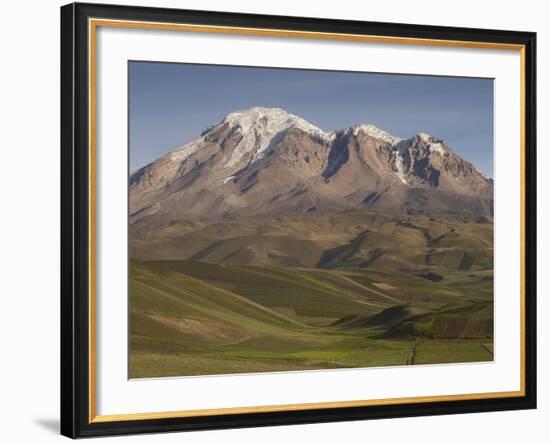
[[481, 343, 494, 356], [406, 341, 417, 365]]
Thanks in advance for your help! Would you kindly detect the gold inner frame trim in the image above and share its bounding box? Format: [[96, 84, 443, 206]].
[[88, 17, 527, 424]]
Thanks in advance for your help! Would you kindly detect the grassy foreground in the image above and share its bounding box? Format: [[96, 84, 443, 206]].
[[129, 258, 493, 378]]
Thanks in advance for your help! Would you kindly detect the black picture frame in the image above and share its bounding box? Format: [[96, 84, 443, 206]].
[[61, 2, 537, 438]]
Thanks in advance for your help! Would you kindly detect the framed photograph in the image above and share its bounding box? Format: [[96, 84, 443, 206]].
[[60, 2, 537, 438]]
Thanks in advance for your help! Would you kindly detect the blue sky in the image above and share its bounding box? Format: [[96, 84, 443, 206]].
[[129, 62, 494, 176]]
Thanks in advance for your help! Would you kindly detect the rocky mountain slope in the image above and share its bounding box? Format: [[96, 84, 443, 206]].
[[130, 107, 493, 225]]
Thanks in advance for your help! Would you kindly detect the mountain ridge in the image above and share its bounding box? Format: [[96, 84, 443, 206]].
[[130, 107, 493, 224]]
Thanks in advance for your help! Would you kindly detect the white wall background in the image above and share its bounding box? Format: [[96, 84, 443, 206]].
[[0, 0, 546, 440]]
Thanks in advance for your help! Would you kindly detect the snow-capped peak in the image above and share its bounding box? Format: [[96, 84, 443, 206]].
[[223, 107, 322, 133], [220, 107, 330, 169], [168, 109, 453, 183], [352, 123, 403, 145], [416, 132, 432, 140], [415, 132, 447, 155]]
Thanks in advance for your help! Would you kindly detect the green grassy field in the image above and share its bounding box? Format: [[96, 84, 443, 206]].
[[129, 215, 494, 378]]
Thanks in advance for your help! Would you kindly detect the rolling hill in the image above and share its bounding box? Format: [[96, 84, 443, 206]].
[[130, 259, 493, 378]]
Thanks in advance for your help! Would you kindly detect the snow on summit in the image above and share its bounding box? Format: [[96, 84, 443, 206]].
[[416, 132, 447, 155], [223, 107, 325, 136], [166, 107, 469, 184], [131, 106, 492, 221], [220, 107, 330, 168], [170, 107, 327, 167], [352, 123, 404, 145], [172, 107, 409, 170]]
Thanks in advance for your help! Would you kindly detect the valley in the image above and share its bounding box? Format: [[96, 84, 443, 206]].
[[129, 212, 493, 378]]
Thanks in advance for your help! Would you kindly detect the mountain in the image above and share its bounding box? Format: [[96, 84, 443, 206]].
[[128, 108, 494, 378], [130, 107, 493, 225]]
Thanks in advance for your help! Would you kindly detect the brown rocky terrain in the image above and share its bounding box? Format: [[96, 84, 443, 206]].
[[130, 107, 493, 227]]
